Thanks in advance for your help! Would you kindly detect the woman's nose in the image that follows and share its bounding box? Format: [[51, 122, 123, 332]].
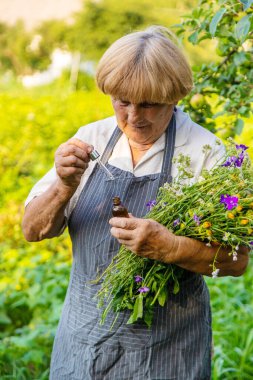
[[127, 104, 143, 123]]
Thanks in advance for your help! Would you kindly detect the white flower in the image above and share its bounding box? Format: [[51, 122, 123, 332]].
[[212, 269, 220, 278], [222, 232, 231, 241]]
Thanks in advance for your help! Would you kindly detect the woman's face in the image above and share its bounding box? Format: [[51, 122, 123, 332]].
[[111, 98, 175, 146]]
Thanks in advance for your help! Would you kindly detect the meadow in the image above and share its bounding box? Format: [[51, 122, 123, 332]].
[[0, 84, 252, 379]]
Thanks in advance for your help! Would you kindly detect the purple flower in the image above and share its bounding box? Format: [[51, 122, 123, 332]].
[[234, 152, 245, 167], [193, 214, 201, 226], [134, 275, 143, 283], [249, 241, 253, 246], [236, 144, 249, 151], [138, 286, 150, 293], [220, 194, 238, 210], [146, 200, 156, 210], [173, 218, 180, 227], [222, 156, 237, 167], [222, 150, 247, 168]]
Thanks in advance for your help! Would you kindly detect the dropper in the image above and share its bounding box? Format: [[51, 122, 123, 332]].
[[89, 149, 115, 180]]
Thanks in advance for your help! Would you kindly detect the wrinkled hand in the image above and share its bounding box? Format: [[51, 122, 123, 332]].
[[109, 216, 178, 262], [55, 138, 93, 190]]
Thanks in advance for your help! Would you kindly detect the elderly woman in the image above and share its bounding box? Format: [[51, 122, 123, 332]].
[[22, 26, 248, 380]]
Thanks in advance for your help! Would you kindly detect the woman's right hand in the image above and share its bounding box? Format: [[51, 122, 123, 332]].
[[55, 138, 93, 190]]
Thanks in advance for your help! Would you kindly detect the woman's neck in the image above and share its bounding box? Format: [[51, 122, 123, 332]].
[[128, 139, 153, 167]]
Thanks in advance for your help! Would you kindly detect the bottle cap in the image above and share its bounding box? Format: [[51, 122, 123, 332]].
[[89, 149, 100, 161]]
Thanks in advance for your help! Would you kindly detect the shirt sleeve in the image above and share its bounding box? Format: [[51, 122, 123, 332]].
[[203, 139, 226, 171], [24, 166, 57, 208]]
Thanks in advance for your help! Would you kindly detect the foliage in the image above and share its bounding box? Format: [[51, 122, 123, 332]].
[[0, 88, 112, 378], [97, 140, 253, 326], [0, 0, 198, 76], [0, 0, 253, 377], [175, 0, 253, 135]]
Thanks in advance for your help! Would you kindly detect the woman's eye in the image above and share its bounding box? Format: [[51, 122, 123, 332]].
[[119, 101, 130, 106], [141, 103, 158, 108]]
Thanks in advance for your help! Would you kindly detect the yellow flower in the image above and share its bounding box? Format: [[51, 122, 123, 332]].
[[206, 230, 212, 236], [227, 212, 235, 219], [203, 221, 211, 228], [236, 205, 243, 212], [15, 284, 22, 291], [180, 223, 186, 230], [247, 228, 253, 235], [241, 219, 249, 225]]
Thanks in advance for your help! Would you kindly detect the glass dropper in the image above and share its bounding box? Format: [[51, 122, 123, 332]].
[[89, 149, 115, 180]]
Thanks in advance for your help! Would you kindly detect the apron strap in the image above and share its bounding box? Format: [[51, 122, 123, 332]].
[[159, 112, 176, 186], [100, 127, 122, 165]]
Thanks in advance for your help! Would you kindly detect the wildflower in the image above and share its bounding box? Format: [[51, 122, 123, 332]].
[[146, 200, 156, 210], [236, 205, 243, 212], [222, 156, 237, 167], [193, 214, 201, 225], [220, 194, 238, 210], [227, 212, 235, 219], [233, 252, 238, 261], [173, 218, 180, 227], [134, 275, 143, 283], [222, 232, 231, 241], [249, 241, 253, 246], [203, 221, 211, 228], [212, 269, 220, 278], [236, 144, 249, 151], [206, 242, 212, 247], [240, 219, 249, 225], [234, 152, 245, 168], [222, 150, 247, 168], [138, 286, 150, 293]]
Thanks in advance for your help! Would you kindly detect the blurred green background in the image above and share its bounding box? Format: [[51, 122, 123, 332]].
[[0, 0, 252, 379]]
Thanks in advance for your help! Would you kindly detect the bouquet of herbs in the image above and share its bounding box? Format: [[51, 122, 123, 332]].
[[96, 139, 253, 327]]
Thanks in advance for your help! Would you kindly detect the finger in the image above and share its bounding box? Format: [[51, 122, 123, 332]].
[[57, 155, 88, 169], [57, 166, 85, 178], [109, 217, 138, 230], [67, 138, 94, 153], [110, 227, 134, 240], [60, 145, 92, 163]]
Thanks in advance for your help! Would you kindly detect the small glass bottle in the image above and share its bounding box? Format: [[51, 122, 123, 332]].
[[112, 197, 129, 217]]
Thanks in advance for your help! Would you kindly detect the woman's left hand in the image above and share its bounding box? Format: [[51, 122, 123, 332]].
[[109, 216, 249, 277], [109, 215, 178, 262]]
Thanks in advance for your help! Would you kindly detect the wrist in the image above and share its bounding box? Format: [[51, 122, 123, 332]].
[[54, 179, 78, 201]]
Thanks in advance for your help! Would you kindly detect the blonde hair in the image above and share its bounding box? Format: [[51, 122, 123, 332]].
[[96, 26, 193, 104]]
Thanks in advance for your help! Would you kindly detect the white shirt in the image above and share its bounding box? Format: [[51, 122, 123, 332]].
[[25, 108, 225, 220]]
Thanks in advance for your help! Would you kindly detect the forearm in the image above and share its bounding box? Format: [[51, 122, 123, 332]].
[[169, 235, 249, 277], [22, 179, 76, 241]]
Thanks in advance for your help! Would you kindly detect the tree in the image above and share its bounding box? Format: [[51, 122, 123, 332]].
[[175, 0, 253, 137], [68, 0, 155, 60]]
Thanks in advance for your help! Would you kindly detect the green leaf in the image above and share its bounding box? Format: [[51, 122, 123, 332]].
[[143, 308, 154, 328], [188, 31, 199, 45], [173, 278, 180, 295], [239, 0, 253, 10], [158, 288, 167, 307], [0, 311, 12, 325], [235, 119, 244, 135], [209, 8, 226, 37], [127, 294, 143, 324], [235, 15, 251, 41]]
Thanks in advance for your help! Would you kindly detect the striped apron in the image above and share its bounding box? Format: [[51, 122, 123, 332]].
[[50, 113, 212, 380]]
